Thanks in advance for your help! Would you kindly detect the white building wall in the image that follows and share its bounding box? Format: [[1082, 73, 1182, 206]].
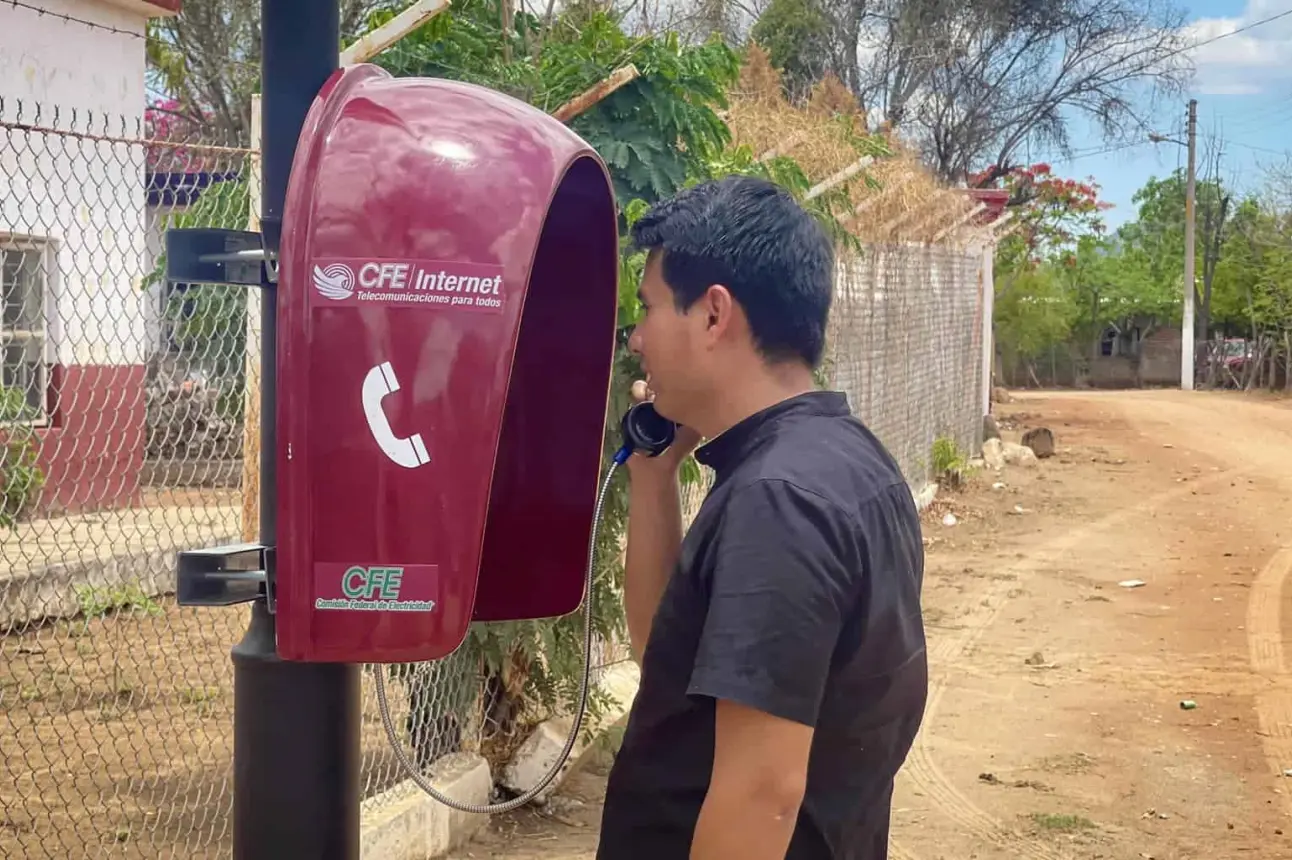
[[0, 0, 152, 368]]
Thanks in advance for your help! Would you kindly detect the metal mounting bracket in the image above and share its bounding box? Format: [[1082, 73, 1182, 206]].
[[164, 226, 280, 287], [177, 543, 277, 612]]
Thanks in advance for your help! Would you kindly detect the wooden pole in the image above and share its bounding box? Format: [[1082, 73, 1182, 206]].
[[756, 130, 809, 163], [339, 0, 451, 65], [551, 65, 640, 123], [805, 157, 873, 201], [240, 94, 263, 543], [932, 202, 985, 244]]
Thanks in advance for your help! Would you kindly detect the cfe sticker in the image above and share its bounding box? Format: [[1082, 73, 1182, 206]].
[[309, 257, 506, 313], [313, 563, 438, 612]]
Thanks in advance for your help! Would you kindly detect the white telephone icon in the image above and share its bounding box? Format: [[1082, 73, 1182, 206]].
[[361, 361, 430, 469]]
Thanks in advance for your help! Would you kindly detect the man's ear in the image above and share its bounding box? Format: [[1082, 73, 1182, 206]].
[[701, 284, 736, 339]]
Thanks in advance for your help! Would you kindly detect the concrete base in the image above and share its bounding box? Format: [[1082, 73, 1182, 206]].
[[1, 532, 239, 630], [0, 503, 239, 629], [912, 481, 938, 511], [359, 752, 493, 860], [501, 662, 640, 803], [358, 662, 641, 858]]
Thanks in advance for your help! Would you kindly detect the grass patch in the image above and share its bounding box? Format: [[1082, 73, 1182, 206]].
[[931, 434, 974, 490], [73, 583, 163, 619], [1029, 811, 1095, 832]]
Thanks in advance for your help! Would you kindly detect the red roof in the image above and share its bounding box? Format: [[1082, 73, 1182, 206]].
[[103, 0, 181, 15], [962, 188, 1009, 225]]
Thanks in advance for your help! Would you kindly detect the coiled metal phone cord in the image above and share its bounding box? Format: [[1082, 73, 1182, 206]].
[[373, 457, 623, 814]]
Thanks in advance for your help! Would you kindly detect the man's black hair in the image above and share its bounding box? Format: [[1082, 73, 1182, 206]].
[[630, 175, 835, 368]]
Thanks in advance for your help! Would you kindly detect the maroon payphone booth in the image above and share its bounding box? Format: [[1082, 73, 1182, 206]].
[[274, 64, 621, 663]]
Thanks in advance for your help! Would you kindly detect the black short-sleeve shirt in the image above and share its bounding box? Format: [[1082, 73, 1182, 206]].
[[598, 391, 928, 860]]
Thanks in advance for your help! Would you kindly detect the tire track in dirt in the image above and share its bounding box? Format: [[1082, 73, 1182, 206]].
[[1091, 393, 1292, 817], [1126, 392, 1292, 803], [892, 468, 1236, 860], [1247, 547, 1292, 804], [1248, 549, 1291, 677]]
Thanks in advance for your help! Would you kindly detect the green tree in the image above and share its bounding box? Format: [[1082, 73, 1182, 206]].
[[1118, 169, 1232, 343], [1212, 197, 1292, 388], [146, 0, 393, 143], [993, 264, 1079, 385], [1058, 234, 1176, 375], [749, 0, 831, 102], [1211, 198, 1269, 334], [984, 162, 1114, 381], [372, 0, 739, 208]]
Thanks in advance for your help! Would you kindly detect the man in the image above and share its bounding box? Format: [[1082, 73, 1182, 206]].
[[597, 175, 929, 860]]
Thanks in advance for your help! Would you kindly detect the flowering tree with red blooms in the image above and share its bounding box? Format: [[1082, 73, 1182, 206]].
[[145, 99, 219, 173], [969, 162, 1113, 273], [976, 162, 1116, 383]]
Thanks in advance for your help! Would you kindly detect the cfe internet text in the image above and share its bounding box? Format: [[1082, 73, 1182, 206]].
[[358, 262, 503, 308]]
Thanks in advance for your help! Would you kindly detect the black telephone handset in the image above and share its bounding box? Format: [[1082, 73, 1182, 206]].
[[615, 400, 681, 463]]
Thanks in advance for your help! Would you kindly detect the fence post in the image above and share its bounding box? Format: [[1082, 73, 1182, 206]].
[[241, 93, 262, 543], [979, 240, 995, 416], [231, 4, 361, 860]]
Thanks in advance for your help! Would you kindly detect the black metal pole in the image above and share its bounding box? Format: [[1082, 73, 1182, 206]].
[[232, 3, 359, 860]]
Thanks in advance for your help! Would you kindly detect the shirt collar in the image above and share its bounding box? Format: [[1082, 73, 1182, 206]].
[[694, 390, 851, 476]]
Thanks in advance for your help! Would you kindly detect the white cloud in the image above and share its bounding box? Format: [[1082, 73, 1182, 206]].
[[1199, 80, 1264, 95], [1181, 2, 1292, 95]]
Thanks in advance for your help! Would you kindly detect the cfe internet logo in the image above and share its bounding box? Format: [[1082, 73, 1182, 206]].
[[314, 565, 437, 613], [310, 258, 506, 313]]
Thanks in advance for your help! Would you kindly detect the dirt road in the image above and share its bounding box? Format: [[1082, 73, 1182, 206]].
[[448, 390, 1292, 860]]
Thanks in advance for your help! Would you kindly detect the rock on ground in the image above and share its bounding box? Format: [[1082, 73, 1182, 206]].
[[983, 414, 1001, 442], [982, 437, 1006, 470], [1021, 427, 1055, 458], [1002, 442, 1038, 467]]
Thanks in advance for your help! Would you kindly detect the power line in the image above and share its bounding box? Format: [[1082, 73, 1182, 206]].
[[1226, 139, 1292, 157], [1052, 139, 1153, 164], [1177, 8, 1292, 59], [1042, 10, 1292, 170], [1016, 4, 1292, 120]]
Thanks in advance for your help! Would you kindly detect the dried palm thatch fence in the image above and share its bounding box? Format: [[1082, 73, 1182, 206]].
[[721, 45, 995, 488], [727, 46, 985, 248]]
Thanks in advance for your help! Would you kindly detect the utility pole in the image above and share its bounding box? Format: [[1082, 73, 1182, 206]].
[[232, 3, 360, 859], [1181, 98, 1197, 391]]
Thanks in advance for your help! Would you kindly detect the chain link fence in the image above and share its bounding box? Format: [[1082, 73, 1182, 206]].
[[0, 97, 249, 857], [0, 95, 987, 858], [828, 244, 986, 484], [0, 95, 285, 858]]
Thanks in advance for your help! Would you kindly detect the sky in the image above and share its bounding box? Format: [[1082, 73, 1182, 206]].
[[1047, 0, 1292, 229]]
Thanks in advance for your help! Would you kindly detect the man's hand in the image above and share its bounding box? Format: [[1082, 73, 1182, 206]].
[[624, 379, 703, 476], [622, 379, 700, 665], [690, 699, 813, 860]]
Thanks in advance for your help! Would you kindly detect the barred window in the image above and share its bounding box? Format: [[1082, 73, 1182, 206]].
[[0, 238, 51, 425]]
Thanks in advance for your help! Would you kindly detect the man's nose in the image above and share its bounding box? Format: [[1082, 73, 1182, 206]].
[[626, 326, 642, 356]]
